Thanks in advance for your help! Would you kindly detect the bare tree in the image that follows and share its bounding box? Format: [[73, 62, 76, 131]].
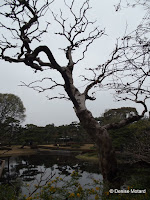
[[0, 0, 149, 182]]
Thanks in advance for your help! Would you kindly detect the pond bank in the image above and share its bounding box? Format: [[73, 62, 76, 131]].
[[76, 152, 98, 163], [0, 144, 94, 158], [1, 145, 148, 166]]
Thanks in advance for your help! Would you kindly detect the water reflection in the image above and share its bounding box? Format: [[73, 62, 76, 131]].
[[0, 154, 102, 196]]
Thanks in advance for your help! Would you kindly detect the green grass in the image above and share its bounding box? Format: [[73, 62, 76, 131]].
[[76, 152, 98, 162]]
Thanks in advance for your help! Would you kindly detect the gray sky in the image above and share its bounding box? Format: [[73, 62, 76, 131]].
[[0, 0, 147, 126]]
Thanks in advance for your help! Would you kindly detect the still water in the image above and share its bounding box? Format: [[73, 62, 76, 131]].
[[0, 154, 103, 197]]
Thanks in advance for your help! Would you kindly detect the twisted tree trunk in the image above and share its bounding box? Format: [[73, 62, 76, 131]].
[[0, 0, 148, 185], [75, 108, 117, 182], [61, 68, 118, 182]]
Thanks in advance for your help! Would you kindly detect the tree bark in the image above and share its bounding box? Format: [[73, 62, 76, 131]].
[[75, 107, 117, 182], [0, 160, 5, 178], [60, 68, 118, 182]]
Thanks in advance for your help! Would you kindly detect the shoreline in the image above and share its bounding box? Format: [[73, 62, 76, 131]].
[[0, 146, 37, 157], [0, 144, 95, 159], [76, 153, 98, 163]]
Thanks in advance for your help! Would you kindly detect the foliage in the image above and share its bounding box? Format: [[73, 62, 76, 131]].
[[16, 122, 90, 145], [0, 184, 22, 200], [0, 93, 26, 145], [125, 118, 150, 153], [0, 93, 26, 123], [96, 107, 150, 152], [28, 168, 150, 200], [3, 107, 150, 154], [96, 107, 138, 125], [23, 171, 102, 200], [1, 168, 150, 200], [0, 117, 23, 145]]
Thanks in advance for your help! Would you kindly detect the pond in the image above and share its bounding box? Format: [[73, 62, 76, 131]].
[[0, 153, 103, 199]]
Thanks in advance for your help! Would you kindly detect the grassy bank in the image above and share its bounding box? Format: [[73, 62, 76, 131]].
[[0, 144, 95, 158], [0, 145, 37, 157], [76, 152, 98, 163], [0, 144, 99, 163]]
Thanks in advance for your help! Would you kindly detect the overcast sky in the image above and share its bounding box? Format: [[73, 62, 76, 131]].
[[0, 0, 147, 126]]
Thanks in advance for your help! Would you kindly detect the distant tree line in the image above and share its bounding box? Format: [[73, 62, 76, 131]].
[[1, 93, 150, 159], [16, 122, 90, 146]]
